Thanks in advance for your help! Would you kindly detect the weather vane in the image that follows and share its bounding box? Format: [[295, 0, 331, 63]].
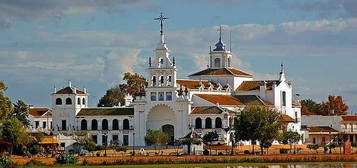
[[154, 12, 168, 35]]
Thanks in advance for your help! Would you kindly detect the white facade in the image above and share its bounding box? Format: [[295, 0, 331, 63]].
[[51, 20, 302, 149]]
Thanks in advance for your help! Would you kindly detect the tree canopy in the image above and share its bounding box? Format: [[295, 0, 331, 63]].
[[301, 95, 349, 116], [234, 105, 283, 154], [1, 118, 30, 147], [12, 100, 30, 127], [98, 72, 147, 107], [144, 129, 169, 148], [0, 81, 14, 123]]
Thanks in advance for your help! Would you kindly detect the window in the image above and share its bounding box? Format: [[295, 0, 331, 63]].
[[113, 119, 119, 130], [123, 135, 129, 146], [35, 121, 39, 129], [214, 58, 221, 67], [313, 138, 316, 144], [92, 135, 98, 144], [152, 76, 156, 86], [151, 92, 157, 101], [102, 135, 108, 146], [228, 57, 231, 67], [166, 92, 172, 101], [43, 121, 47, 129], [112, 135, 119, 145], [77, 98, 81, 105], [123, 119, 130, 130], [82, 98, 86, 105], [61, 120, 67, 131], [102, 119, 108, 130], [66, 98, 72, 105], [91, 119, 98, 130], [205, 118, 212, 128], [168, 76, 172, 82], [81, 120, 87, 130], [282, 91, 286, 106], [158, 92, 164, 101], [215, 117, 222, 128], [56, 98, 62, 105], [160, 58, 164, 64], [160, 76, 164, 85], [295, 112, 298, 122], [195, 118, 202, 129]]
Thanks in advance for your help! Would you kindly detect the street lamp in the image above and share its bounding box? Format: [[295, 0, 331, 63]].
[[102, 130, 108, 156]]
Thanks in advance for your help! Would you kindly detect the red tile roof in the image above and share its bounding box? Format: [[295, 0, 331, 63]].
[[176, 79, 217, 89], [77, 108, 134, 116], [56, 87, 85, 94], [342, 116, 357, 121], [281, 114, 295, 122], [307, 126, 338, 133], [191, 106, 224, 114], [29, 107, 52, 117], [195, 94, 244, 106], [236, 80, 280, 91], [195, 94, 272, 106], [189, 68, 252, 77]]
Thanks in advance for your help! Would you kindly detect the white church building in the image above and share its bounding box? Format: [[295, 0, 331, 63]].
[[51, 14, 301, 150]]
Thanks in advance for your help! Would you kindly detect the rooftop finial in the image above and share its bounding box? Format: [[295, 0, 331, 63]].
[[279, 63, 286, 81], [219, 25, 222, 42], [68, 81, 72, 87], [213, 25, 225, 51], [154, 12, 168, 44]]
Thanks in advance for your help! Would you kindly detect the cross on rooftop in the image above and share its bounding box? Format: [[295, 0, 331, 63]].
[[154, 12, 168, 35]]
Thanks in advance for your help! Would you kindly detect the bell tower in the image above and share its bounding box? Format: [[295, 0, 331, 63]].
[[147, 13, 177, 102], [209, 25, 233, 69]]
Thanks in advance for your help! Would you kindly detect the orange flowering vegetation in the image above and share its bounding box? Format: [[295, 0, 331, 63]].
[[11, 154, 357, 166]]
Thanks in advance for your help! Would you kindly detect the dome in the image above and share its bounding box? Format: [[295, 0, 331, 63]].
[[213, 37, 225, 51]]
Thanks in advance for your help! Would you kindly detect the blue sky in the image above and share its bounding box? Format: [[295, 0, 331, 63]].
[[1, 0, 357, 112]]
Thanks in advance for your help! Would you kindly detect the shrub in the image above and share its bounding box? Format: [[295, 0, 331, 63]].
[[28, 144, 43, 155], [95, 145, 105, 151], [279, 148, 289, 154], [56, 154, 78, 164], [203, 149, 209, 155], [243, 150, 250, 154], [115, 146, 128, 152], [82, 159, 88, 165], [0, 155, 12, 167]]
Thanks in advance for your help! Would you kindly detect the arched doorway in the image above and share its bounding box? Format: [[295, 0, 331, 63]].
[[162, 124, 174, 144], [146, 105, 176, 140]]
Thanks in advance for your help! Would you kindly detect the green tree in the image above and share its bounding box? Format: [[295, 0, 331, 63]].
[[234, 106, 261, 154], [1, 118, 31, 154], [202, 131, 219, 155], [257, 106, 283, 155], [301, 99, 321, 115], [98, 72, 147, 107], [75, 131, 96, 152], [12, 100, 30, 127], [235, 106, 283, 155], [0, 81, 13, 123], [98, 87, 125, 107], [119, 72, 147, 98], [180, 137, 201, 155], [281, 131, 301, 154], [144, 129, 169, 153]]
